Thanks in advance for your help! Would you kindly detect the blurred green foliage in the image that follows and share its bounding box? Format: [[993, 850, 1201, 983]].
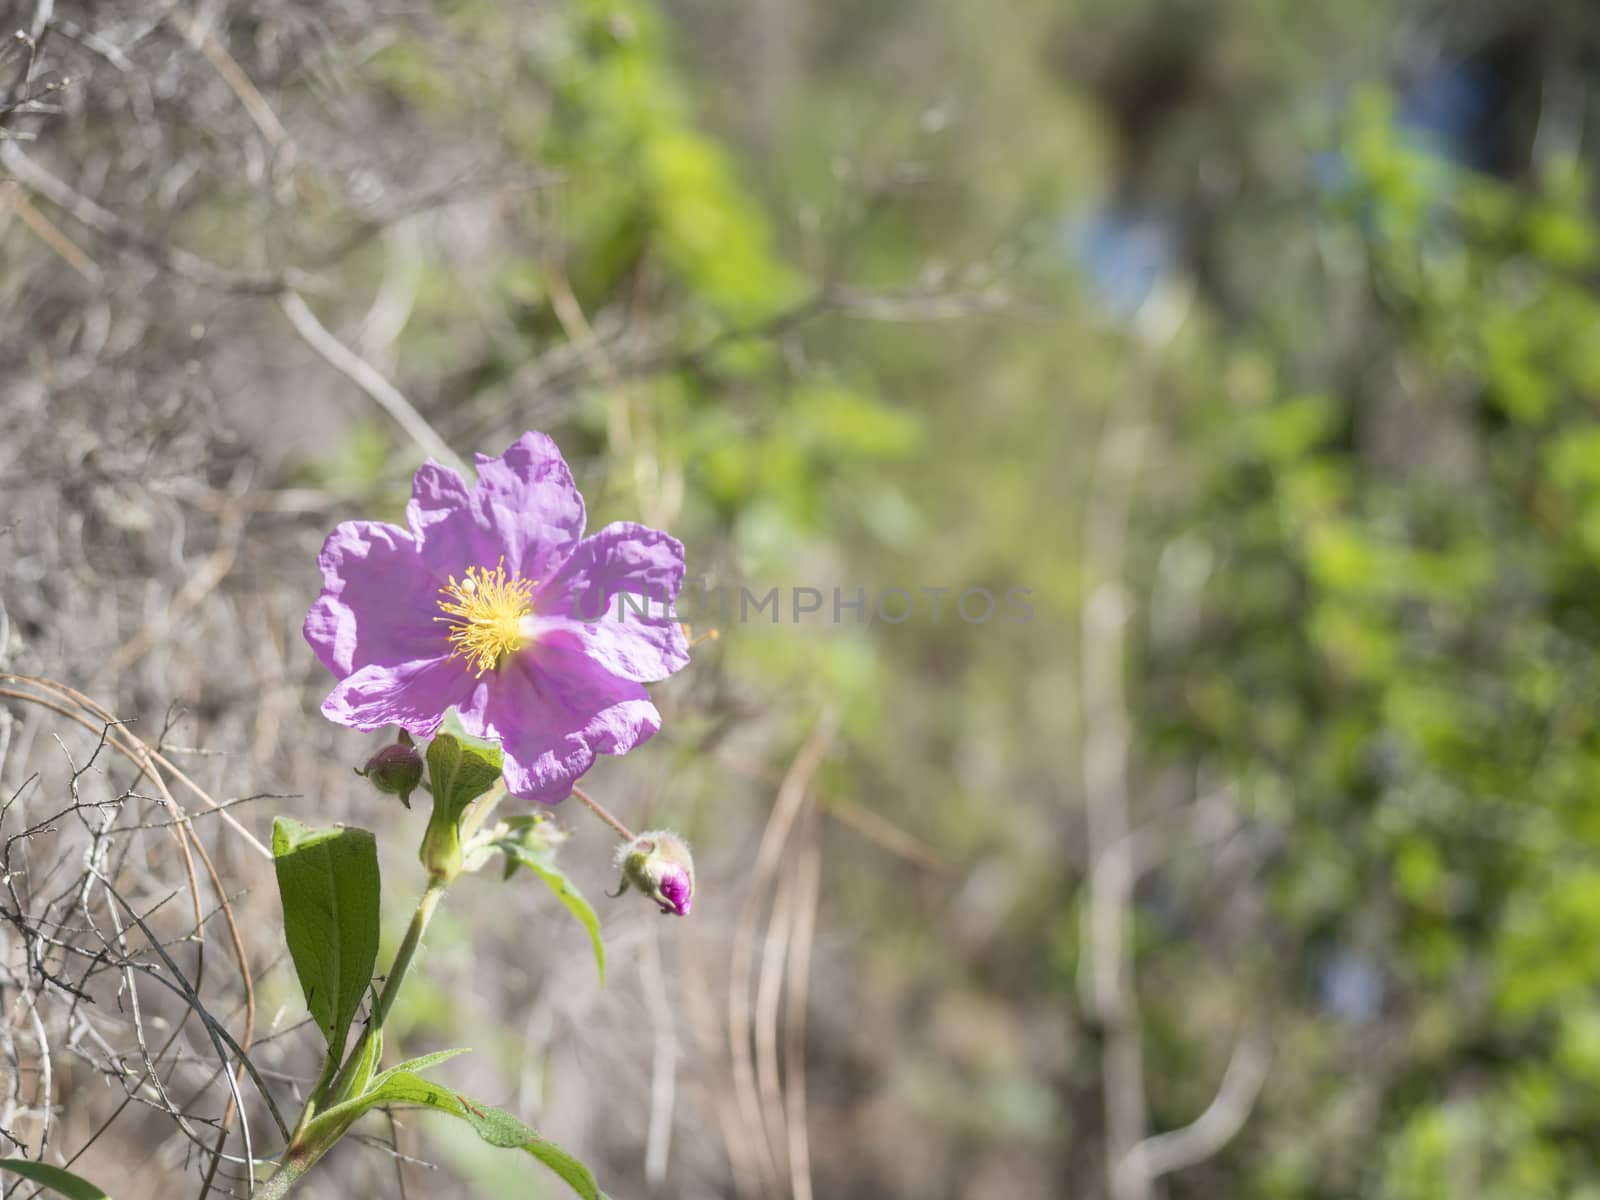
[[1140, 65, 1600, 1200]]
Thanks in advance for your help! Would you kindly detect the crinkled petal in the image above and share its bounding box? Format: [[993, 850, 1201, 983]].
[[470, 432, 587, 583], [532, 522, 690, 682], [303, 520, 438, 676], [403, 458, 503, 581], [485, 644, 661, 804], [659, 868, 692, 916], [321, 655, 486, 735], [406, 460, 473, 545], [399, 438, 587, 585]]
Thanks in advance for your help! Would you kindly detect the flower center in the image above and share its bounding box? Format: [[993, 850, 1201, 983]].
[[435, 560, 537, 676]]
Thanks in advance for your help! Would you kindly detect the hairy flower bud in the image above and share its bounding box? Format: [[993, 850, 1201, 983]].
[[614, 830, 695, 916], [355, 732, 423, 808]]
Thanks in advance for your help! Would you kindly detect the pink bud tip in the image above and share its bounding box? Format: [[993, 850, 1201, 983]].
[[659, 867, 692, 916]]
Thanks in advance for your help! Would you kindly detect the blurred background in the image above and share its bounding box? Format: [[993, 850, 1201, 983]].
[[4, 0, 1600, 1196]]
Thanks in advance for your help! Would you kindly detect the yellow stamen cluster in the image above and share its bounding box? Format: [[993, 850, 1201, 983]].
[[435, 560, 536, 676]]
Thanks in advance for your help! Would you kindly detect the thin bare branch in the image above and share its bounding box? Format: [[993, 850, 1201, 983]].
[[277, 290, 468, 477]]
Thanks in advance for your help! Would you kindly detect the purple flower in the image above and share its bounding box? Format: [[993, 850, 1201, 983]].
[[304, 432, 689, 803]]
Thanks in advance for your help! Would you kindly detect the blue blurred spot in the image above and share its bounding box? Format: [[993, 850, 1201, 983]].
[[1320, 950, 1384, 1023], [1066, 209, 1176, 317], [1398, 63, 1496, 168]]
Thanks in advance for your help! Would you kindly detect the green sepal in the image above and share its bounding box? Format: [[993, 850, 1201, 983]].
[[422, 722, 505, 881], [426, 729, 503, 825]]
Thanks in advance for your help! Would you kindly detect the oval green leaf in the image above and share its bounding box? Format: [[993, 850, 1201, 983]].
[[272, 818, 381, 1055]]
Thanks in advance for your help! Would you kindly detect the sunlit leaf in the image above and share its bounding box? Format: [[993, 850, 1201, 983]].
[[272, 818, 381, 1055], [300, 1069, 604, 1200]]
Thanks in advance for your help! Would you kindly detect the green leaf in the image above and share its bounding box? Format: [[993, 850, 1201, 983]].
[[449, 1095, 605, 1200], [427, 728, 503, 824], [299, 1070, 604, 1200], [367, 1047, 470, 1091], [343, 1023, 383, 1101], [0, 1159, 113, 1200], [499, 842, 606, 985], [272, 818, 382, 1055], [301, 1068, 443, 1146]]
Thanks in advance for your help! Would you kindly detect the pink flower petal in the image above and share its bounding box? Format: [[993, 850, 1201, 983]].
[[533, 522, 690, 682], [321, 655, 487, 736], [485, 643, 662, 803], [303, 520, 440, 676], [659, 866, 692, 916], [470, 432, 587, 583], [404, 457, 510, 581], [406, 460, 473, 546]]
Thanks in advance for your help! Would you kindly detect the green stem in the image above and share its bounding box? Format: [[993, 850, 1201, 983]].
[[327, 879, 447, 1101], [375, 879, 447, 1025], [293, 1047, 343, 1139], [254, 1155, 310, 1200]]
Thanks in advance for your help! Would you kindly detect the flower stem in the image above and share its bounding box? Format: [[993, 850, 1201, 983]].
[[572, 784, 635, 841], [376, 878, 447, 1024], [296, 1047, 342, 1137], [326, 878, 446, 1102]]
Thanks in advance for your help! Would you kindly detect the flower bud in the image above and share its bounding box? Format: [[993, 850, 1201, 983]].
[[614, 830, 695, 916], [355, 732, 423, 808]]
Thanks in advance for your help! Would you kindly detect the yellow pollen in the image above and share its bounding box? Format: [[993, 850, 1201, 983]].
[[435, 560, 537, 676]]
